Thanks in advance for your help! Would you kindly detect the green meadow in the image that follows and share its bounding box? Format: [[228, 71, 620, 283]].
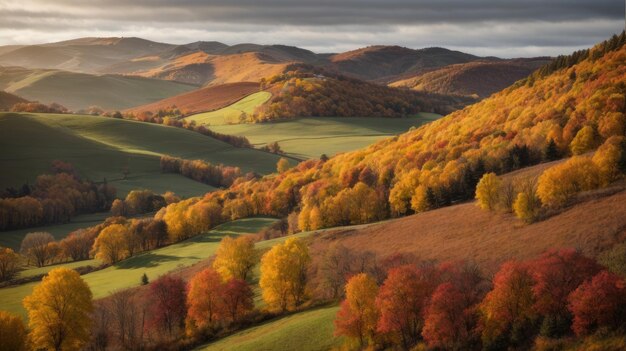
[[0, 112, 285, 196], [210, 113, 442, 159], [184, 91, 272, 126]]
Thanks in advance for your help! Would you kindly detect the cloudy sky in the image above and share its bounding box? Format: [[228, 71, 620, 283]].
[[0, 0, 623, 57]]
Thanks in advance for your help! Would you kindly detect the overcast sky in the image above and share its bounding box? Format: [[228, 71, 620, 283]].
[[0, 0, 623, 57]]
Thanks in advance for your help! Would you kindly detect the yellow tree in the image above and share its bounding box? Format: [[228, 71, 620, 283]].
[[592, 136, 626, 185], [570, 125, 597, 155], [475, 173, 501, 211], [93, 224, 130, 264], [537, 156, 600, 207], [277, 157, 291, 173], [259, 237, 311, 311], [0, 247, 21, 281], [0, 310, 28, 351], [23, 268, 93, 351], [334, 273, 379, 348], [212, 236, 257, 281]]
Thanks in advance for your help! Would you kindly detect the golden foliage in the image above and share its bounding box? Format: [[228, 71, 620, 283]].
[[0, 310, 28, 351], [259, 237, 311, 311], [93, 223, 130, 264], [475, 173, 501, 211], [23, 268, 93, 351], [212, 236, 257, 281], [537, 157, 601, 207]]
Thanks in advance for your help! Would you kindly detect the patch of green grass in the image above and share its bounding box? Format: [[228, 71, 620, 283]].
[[184, 92, 272, 126], [196, 305, 342, 351], [209, 113, 442, 159], [0, 217, 277, 318], [0, 112, 285, 196], [17, 259, 101, 279]]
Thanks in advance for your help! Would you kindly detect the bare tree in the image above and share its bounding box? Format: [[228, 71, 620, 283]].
[[20, 232, 55, 267]]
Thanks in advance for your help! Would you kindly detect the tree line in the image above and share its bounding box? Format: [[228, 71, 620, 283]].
[[0, 161, 116, 230], [160, 155, 244, 188]]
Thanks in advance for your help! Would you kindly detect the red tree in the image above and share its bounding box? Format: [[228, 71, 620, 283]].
[[422, 283, 469, 350], [221, 278, 254, 322], [530, 249, 601, 318], [376, 265, 437, 349], [148, 275, 187, 339], [187, 268, 226, 328], [568, 270, 626, 336]]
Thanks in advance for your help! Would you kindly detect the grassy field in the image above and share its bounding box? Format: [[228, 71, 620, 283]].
[[0, 113, 285, 196], [0, 66, 198, 110], [0, 217, 277, 318], [197, 305, 342, 351], [210, 113, 442, 159], [183, 91, 272, 126]]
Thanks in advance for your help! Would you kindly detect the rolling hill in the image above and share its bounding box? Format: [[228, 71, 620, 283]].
[[125, 82, 261, 115], [0, 66, 198, 110], [0, 112, 286, 197], [0, 91, 28, 111], [389, 58, 551, 97]]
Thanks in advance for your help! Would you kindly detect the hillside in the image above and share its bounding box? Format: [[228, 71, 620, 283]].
[[0, 66, 197, 110], [0, 37, 175, 73], [148, 33, 626, 246], [125, 82, 261, 115], [389, 58, 550, 97], [0, 91, 28, 111], [0, 113, 286, 196], [325, 46, 482, 82]]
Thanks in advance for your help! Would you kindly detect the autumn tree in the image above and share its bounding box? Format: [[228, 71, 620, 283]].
[[570, 125, 598, 155], [60, 229, 95, 261], [536, 156, 600, 207], [277, 157, 291, 173], [512, 177, 541, 223], [212, 235, 257, 281], [23, 268, 93, 351], [221, 278, 254, 322], [568, 270, 626, 336], [260, 237, 311, 311], [422, 283, 472, 350], [93, 224, 130, 264], [529, 249, 601, 336], [187, 268, 226, 329], [108, 289, 145, 350], [334, 273, 379, 348], [0, 310, 28, 351], [20, 232, 55, 267], [317, 242, 356, 299], [0, 247, 21, 281], [479, 261, 537, 349], [147, 275, 187, 339], [475, 173, 501, 211], [592, 136, 626, 185], [376, 265, 434, 349]]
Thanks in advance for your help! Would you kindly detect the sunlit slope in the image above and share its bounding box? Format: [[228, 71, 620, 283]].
[[0, 113, 285, 195], [0, 66, 197, 110], [184, 91, 272, 125], [210, 113, 442, 158]]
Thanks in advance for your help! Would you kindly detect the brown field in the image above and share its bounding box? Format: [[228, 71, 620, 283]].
[[310, 187, 626, 275], [125, 82, 260, 115]]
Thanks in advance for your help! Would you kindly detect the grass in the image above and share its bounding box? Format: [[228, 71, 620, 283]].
[[0, 112, 285, 196], [0, 67, 198, 110], [183, 92, 272, 126], [196, 305, 342, 351], [209, 113, 442, 159], [0, 217, 277, 318]]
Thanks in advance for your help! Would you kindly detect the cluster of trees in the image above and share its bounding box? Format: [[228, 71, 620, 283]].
[[252, 68, 473, 122], [10, 102, 68, 114], [110, 189, 179, 217], [120, 111, 252, 148], [160, 155, 243, 188], [333, 249, 626, 350], [475, 135, 626, 222], [0, 163, 116, 230]]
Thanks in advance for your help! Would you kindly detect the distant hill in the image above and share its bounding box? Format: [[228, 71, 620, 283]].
[[0, 91, 28, 111], [0, 66, 197, 110], [0, 37, 175, 73], [325, 46, 482, 82], [389, 58, 551, 97], [126, 82, 260, 115]]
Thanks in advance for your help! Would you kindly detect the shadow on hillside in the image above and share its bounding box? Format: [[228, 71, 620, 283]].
[[115, 253, 196, 269]]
